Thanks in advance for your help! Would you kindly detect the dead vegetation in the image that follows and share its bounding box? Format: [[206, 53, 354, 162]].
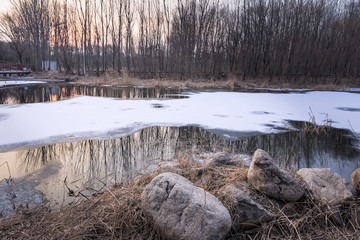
[[1, 156, 359, 240], [302, 108, 333, 136], [29, 71, 360, 92]]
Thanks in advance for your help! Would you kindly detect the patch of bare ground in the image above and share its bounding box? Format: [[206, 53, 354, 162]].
[[29, 71, 360, 91], [1, 156, 359, 240]]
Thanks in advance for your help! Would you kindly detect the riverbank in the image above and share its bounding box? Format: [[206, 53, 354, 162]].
[[28, 71, 360, 91], [1, 151, 359, 239]]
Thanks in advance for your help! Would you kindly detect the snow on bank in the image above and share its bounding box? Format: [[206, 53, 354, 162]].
[[0, 80, 46, 87], [0, 91, 360, 148]]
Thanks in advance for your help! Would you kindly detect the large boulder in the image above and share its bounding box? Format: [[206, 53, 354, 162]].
[[220, 183, 276, 229], [297, 168, 353, 204], [351, 168, 360, 197], [247, 149, 304, 201], [204, 152, 244, 168], [141, 173, 231, 240]]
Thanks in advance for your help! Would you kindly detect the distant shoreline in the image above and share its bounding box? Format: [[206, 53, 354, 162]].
[[25, 71, 360, 91]]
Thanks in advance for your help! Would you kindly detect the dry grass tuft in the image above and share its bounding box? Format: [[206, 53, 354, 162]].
[[303, 107, 333, 136], [1, 157, 359, 240], [0, 173, 161, 240]]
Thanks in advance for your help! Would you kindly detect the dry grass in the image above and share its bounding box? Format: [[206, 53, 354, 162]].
[[302, 107, 333, 136], [1, 157, 359, 240], [29, 71, 360, 91], [0, 173, 160, 240]]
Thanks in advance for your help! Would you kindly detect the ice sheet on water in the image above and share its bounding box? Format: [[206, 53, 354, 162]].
[[0, 91, 360, 148], [0, 80, 46, 87], [247, 87, 313, 92]]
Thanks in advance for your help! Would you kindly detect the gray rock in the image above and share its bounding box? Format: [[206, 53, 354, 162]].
[[297, 168, 353, 204], [351, 168, 360, 197], [157, 161, 183, 174], [204, 152, 244, 168], [220, 183, 276, 229], [141, 173, 231, 240], [247, 149, 304, 201], [0, 180, 45, 219]]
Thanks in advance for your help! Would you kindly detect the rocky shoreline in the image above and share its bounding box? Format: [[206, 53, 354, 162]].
[[141, 149, 359, 239], [1, 149, 360, 239]]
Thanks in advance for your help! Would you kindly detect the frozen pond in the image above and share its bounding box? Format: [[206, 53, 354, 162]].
[[0, 84, 360, 217], [1, 86, 360, 149]]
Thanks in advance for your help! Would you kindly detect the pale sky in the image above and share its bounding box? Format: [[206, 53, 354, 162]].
[[0, 0, 11, 13]]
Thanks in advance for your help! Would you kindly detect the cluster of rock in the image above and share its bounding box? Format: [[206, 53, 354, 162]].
[[141, 149, 359, 240]]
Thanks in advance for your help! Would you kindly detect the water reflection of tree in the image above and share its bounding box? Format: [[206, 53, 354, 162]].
[[16, 125, 360, 185], [0, 85, 185, 104], [18, 145, 59, 174], [10, 124, 359, 205], [231, 123, 359, 170], [15, 127, 176, 187]]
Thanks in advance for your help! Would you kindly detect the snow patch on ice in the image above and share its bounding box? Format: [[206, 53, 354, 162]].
[[1, 91, 360, 148], [0, 80, 46, 87]]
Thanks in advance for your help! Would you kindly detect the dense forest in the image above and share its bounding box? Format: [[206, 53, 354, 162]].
[[0, 0, 359, 80]]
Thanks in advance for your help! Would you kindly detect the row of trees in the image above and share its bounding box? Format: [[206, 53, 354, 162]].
[[1, 0, 359, 80]]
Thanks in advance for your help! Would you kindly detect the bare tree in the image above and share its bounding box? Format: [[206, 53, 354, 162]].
[[1, 0, 359, 80]]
